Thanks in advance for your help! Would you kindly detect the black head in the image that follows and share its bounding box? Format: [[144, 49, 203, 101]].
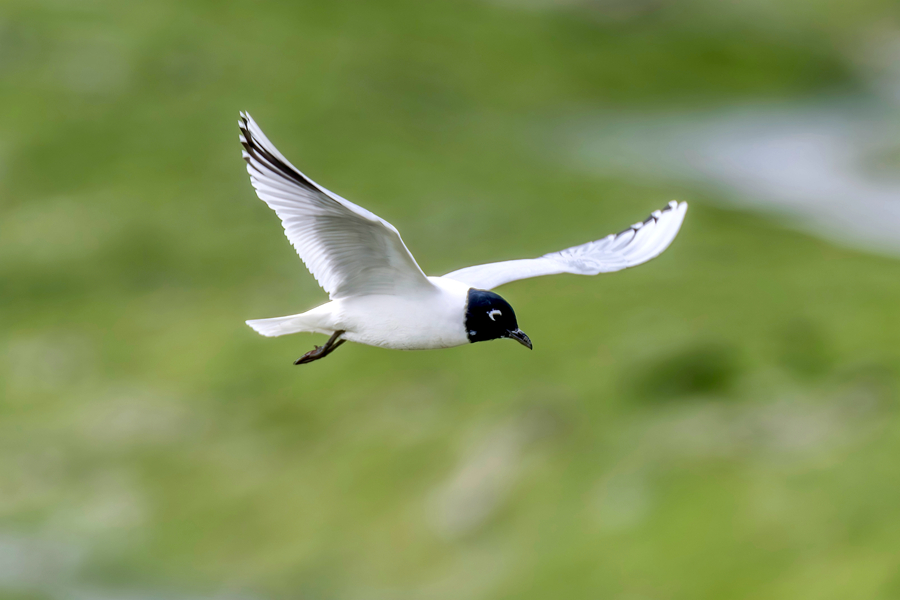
[[465, 289, 532, 349]]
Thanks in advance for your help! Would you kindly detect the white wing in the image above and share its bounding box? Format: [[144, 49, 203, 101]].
[[443, 201, 688, 290], [239, 112, 433, 299]]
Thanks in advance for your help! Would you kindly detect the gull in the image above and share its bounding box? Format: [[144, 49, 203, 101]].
[[239, 112, 688, 364]]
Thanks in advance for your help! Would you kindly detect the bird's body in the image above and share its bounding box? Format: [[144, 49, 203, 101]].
[[237, 112, 688, 363], [249, 277, 471, 350]]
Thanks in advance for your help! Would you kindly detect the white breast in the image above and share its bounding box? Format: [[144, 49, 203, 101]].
[[333, 277, 471, 350]]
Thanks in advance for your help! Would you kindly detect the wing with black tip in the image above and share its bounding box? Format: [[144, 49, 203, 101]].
[[239, 112, 433, 299], [443, 201, 688, 290]]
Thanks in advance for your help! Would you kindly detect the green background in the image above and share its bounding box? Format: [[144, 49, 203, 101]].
[[3, 0, 900, 598]]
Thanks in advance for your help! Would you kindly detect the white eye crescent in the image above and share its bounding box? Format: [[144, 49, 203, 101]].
[[488, 309, 502, 321]]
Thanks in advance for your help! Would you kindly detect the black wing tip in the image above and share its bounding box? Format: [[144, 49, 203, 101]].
[[236, 112, 270, 165], [238, 111, 254, 157], [615, 200, 685, 237], [235, 112, 320, 193]]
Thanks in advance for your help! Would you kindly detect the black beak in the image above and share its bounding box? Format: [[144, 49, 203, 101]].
[[507, 328, 533, 350]]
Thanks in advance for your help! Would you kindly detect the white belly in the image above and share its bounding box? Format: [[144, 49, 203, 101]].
[[332, 277, 471, 350]]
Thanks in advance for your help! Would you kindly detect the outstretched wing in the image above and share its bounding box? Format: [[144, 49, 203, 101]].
[[239, 112, 433, 299], [443, 201, 688, 290]]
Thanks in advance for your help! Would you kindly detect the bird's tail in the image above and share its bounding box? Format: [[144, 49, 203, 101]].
[[246, 314, 317, 337]]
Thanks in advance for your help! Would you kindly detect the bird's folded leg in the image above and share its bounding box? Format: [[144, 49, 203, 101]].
[[294, 330, 346, 365]]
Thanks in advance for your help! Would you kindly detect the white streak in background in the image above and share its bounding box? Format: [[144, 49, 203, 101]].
[[0, 535, 83, 591], [571, 25, 900, 257], [428, 412, 556, 539], [0, 532, 259, 600], [0, 533, 260, 600], [572, 99, 900, 255], [429, 421, 526, 538]]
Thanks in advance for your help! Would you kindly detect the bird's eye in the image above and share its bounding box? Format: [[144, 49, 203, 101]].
[[488, 309, 502, 321]]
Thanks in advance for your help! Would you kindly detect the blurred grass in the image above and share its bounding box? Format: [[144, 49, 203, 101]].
[[3, 0, 900, 598]]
